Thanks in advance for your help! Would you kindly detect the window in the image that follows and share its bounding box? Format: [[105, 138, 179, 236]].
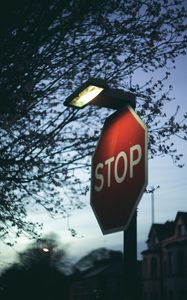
[[163, 260, 167, 277], [144, 292, 148, 300], [178, 224, 186, 236], [168, 290, 174, 300], [149, 234, 159, 249], [179, 290, 187, 300], [143, 257, 148, 278], [177, 250, 186, 275], [151, 257, 157, 278], [151, 292, 158, 300], [154, 237, 159, 245], [168, 252, 173, 276]]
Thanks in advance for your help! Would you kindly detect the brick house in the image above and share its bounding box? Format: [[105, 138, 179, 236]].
[[141, 211, 187, 300]]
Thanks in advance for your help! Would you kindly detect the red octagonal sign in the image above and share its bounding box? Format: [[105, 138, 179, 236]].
[[90, 105, 148, 234]]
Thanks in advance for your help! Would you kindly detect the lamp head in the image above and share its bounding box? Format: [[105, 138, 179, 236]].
[[64, 78, 108, 109], [64, 78, 136, 110]]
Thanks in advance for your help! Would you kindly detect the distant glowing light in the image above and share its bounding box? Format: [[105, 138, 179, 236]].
[[42, 247, 50, 252], [69, 85, 104, 108]]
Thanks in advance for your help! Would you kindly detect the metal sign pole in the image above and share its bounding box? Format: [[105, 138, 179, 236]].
[[123, 210, 137, 300]]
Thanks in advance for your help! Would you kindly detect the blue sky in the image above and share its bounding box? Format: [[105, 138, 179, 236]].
[[0, 55, 187, 270]]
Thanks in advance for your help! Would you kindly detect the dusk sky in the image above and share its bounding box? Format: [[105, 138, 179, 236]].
[[0, 54, 187, 270]]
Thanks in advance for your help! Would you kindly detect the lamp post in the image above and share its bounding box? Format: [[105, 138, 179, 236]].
[[64, 78, 139, 300]]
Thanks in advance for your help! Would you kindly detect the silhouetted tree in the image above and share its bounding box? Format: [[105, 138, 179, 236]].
[[0, 0, 187, 242], [0, 234, 70, 299]]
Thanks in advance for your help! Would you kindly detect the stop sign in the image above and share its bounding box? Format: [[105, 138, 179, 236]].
[[90, 105, 148, 234]]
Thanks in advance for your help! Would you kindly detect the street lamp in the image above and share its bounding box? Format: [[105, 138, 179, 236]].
[[64, 78, 138, 300], [42, 247, 50, 253], [64, 78, 136, 110]]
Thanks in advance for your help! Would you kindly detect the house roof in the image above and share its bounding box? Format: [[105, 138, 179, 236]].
[[142, 211, 187, 255], [148, 221, 175, 241], [74, 248, 122, 273], [147, 211, 187, 243], [175, 211, 187, 224], [82, 260, 123, 278], [72, 249, 123, 280]]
